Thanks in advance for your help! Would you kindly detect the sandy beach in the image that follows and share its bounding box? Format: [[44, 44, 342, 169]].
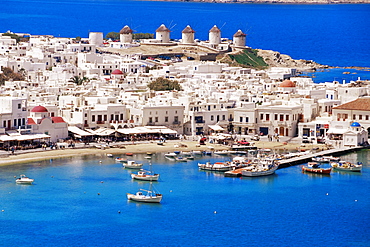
[[0, 139, 327, 166]]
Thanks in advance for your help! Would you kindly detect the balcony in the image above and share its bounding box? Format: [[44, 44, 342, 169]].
[[173, 121, 181, 125], [96, 121, 105, 124], [195, 120, 205, 123]]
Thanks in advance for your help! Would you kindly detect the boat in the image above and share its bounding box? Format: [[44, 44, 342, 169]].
[[322, 156, 340, 162], [15, 174, 34, 184], [214, 150, 229, 156], [192, 151, 203, 155], [198, 162, 233, 171], [126, 153, 134, 156], [164, 152, 177, 157], [106, 153, 113, 158], [302, 163, 331, 174], [127, 183, 162, 203], [331, 161, 362, 172], [175, 156, 187, 162], [131, 170, 160, 181], [115, 157, 127, 163], [123, 160, 143, 169], [241, 159, 279, 177], [311, 156, 331, 163]]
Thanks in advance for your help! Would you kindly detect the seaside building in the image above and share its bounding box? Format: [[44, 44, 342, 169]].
[[28, 105, 68, 142]]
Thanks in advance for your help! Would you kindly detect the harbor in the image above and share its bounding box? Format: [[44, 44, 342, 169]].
[[225, 145, 367, 177]]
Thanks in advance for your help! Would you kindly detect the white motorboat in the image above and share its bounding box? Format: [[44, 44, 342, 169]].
[[164, 152, 177, 157], [331, 161, 362, 172], [123, 160, 143, 169], [241, 159, 279, 177], [127, 183, 162, 203], [175, 156, 187, 162], [214, 150, 229, 156], [15, 174, 34, 184], [198, 162, 233, 171]]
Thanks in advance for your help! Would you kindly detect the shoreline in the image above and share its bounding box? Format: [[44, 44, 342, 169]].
[[0, 140, 326, 167]]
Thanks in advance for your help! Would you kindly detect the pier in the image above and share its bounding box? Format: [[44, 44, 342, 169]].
[[225, 146, 367, 177]]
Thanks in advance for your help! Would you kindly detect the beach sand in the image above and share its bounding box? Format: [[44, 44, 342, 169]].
[[0, 140, 326, 166]]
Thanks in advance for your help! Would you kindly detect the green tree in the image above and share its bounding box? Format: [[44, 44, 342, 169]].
[[147, 77, 182, 91], [105, 32, 120, 40], [69, 76, 90, 86], [132, 33, 154, 39]]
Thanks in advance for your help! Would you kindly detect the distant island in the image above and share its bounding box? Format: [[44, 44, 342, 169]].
[[145, 0, 370, 3]]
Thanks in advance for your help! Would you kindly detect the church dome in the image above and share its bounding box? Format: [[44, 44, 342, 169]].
[[111, 69, 124, 75], [279, 79, 295, 87], [31, 105, 48, 113], [350, 122, 361, 127]]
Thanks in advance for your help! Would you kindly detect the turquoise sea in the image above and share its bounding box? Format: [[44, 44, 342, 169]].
[[0, 150, 369, 246], [3, 1, 370, 73]]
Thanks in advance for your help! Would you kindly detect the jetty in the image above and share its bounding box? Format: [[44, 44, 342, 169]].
[[225, 146, 366, 177]]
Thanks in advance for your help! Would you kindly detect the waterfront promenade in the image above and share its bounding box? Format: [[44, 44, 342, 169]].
[[0, 135, 326, 166]]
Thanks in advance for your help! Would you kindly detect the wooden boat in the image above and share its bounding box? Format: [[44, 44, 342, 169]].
[[198, 162, 232, 171], [241, 159, 279, 177], [127, 183, 162, 203], [131, 162, 159, 181], [331, 161, 362, 172], [126, 153, 134, 156], [15, 174, 34, 184], [302, 165, 331, 174], [131, 170, 160, 181], [123, 160, 143, 169], [115, 157, 127, 163]]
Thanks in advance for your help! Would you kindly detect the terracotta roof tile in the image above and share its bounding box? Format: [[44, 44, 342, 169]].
[[333, 98, 370, 111]]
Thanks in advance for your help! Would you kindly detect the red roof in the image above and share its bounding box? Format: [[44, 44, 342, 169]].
[[31, 105, 48, 112], [51, 117, 66, 123], [27, 118, 36, 125], [111, 69, 123, 75], [279, 79, 295, 87]]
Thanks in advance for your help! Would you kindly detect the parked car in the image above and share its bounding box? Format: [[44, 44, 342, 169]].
[[251, 135, 260, 141], [238, 140, 250, 146]]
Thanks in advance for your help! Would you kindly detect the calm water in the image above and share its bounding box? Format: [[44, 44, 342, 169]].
[[0, 150, 369, 246], [3, 0, 370, 70]]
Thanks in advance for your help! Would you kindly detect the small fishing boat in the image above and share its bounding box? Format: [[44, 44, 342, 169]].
[[241, 159, 279, 177], [214, 150, 229, 156], [15, 174, 34, 184], [311, 156, 331, 163], [123, 160, 143, 169], [127, 182, 162, 203], [106, 153, 114, 158], [131, 170, 160, 181], [198, 162, 233, 171], [126, 153, 134, 156], [115, 157, 127, 163], [302, 163, 331, 174], [175, 156, 187, 162], [331, 161, 362, 172]]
